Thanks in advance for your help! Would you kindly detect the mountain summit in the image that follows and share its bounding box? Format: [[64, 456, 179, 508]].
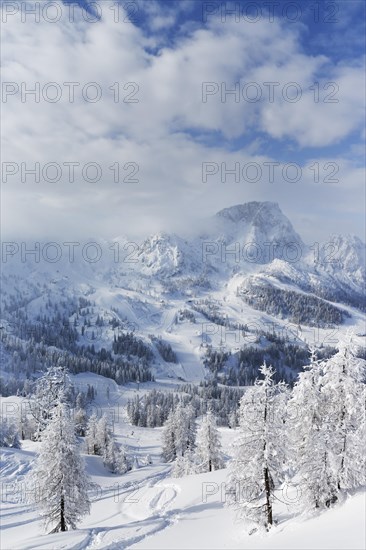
[[215, 202, 302, 240], [214, 201, 304, 261], [216, 201, 284, 224]]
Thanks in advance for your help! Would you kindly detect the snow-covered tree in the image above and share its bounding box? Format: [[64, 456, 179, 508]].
[[322, 341, 366, 492], [161, 402, 196, 463], [289, 341, 366, 512], [74, 407, 87, 437], [28, 401, 91, 532], [103, 438, 118, 472], [228, 411, 238, 429], [103, 437, 131, 474], [227, 364, 288, 531], [172, 449, 196, 477], [75, 392, 85, 410], [288, 351, 338, 511], [0, 417, 21, 448], [195, 411, 224, 473], [30, 366, 71, 440], [95, 414, 112, 456], [18, 406, 34, 441], [85, 413, 99, 455], [74, 392, 89, 434], [161, 409, 177, 462], [103, 439, 117, 473], [174, 402, 196, 458], [85, 413, 116, 467], [116, 445, 131, 474]]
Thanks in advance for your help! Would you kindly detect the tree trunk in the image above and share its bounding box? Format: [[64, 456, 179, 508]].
[[264, 466, 273, 529], [60, 495, 66, 532], [337, 362, 347, 491], [338, 436, 346, 490], [263, 393, 272, 529]]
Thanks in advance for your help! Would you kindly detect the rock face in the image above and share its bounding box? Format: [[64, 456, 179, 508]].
[[210, 201, 304, 266], [216, 201, 287, 225], [317, 234, 365, 281]]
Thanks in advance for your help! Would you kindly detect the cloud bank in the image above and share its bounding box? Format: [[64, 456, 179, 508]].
[[1, 1, 365, 241]]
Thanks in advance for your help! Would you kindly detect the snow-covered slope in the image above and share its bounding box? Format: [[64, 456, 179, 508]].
[[1, 385, 365, 550], [1, 202, 365, 387]]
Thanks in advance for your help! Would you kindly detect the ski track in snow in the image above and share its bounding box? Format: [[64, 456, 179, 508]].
[[83, 469, 180, 549], [1, 443, 179, 550]]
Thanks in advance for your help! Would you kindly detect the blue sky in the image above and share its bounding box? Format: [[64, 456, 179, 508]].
[[2, 0, 365, 241]]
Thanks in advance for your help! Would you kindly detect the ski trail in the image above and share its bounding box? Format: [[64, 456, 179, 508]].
[[84, 467, 180, 550]]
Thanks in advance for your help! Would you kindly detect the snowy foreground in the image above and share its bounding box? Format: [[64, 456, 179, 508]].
[[1, 374, 365, 550]]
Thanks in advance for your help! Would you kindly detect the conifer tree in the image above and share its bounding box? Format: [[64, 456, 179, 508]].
[[289, 341, 366, 512], [162, 409, 177, 463], [162, 402, 196, 463], [227, 364, 288, 531], [322, 341, 366, 492], [195, 411, 224, 473], [28, 401, 91, 533], [30, 366, 71, 440], [0, 417, 21, 448], [85, 413, 99, 455], [289, 351, 338, 511]]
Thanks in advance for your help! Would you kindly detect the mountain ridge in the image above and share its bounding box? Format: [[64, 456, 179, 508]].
[[1, 201, 365, 389]]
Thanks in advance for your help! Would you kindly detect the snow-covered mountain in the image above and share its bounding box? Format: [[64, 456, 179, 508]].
[[214, 201, 304, 252], [1, 202, 365, 550], [1, 201, 365, 388], [118, 202, 364, 316], [135, 232, 206, 278]]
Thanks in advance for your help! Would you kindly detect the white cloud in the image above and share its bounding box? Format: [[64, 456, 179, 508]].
[[1, 2, 365, 241], [260, 63, 365, 147]]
